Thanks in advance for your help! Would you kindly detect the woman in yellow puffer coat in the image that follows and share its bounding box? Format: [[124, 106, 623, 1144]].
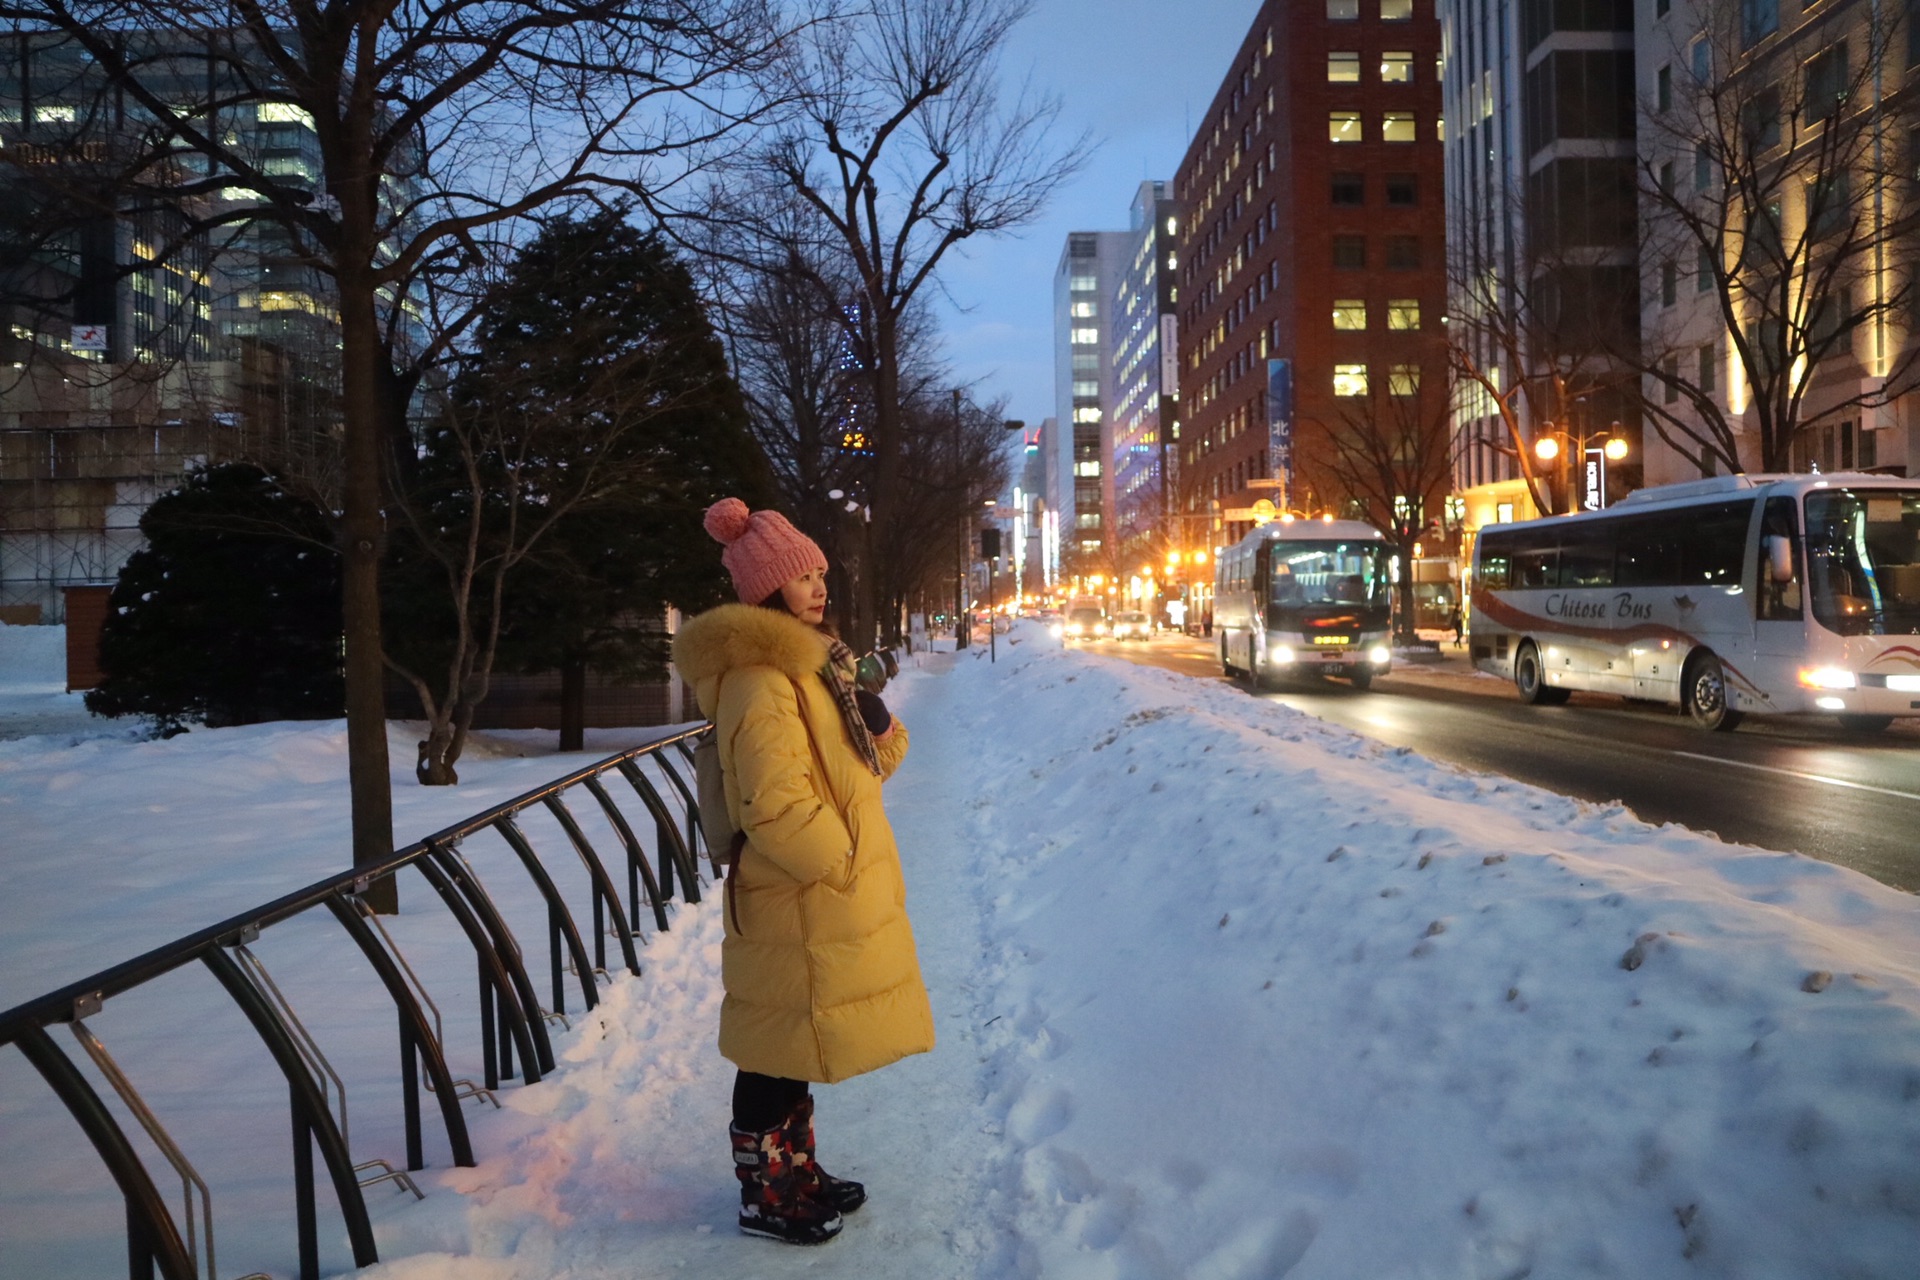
[[669, 497, 934, 1246]]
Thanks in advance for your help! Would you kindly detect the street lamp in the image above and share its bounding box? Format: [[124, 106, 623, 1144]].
[[1534, 421, 1629, 514]]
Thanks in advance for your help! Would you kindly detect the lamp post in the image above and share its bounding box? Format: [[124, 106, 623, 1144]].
[[1533, 421, 1629, 514]]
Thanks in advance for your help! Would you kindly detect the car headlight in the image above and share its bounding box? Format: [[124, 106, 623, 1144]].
[[1050, 623, 1064, 638]]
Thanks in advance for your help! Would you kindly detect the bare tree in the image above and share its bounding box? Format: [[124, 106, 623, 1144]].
[[1311, 379, 1457, 640], [0, 2, 784, 901], [1635, 0, 1917, 473], [1446, 203, 1643, 517], [708, 0, 1084, 647]]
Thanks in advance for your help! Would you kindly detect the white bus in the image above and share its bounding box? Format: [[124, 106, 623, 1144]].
[[1469, 473, 1920, 731], [1215, 518, 1394, 689]]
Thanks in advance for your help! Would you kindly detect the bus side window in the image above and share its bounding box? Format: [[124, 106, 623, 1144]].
[[1684, 500, 1754, 586], [1616, 516, 1681, 587], [1561, 527, 1616, 587], [1758, 496, 1802, 620], [1478, 540, 1511, 589], [1514, 546, 1559, 589]]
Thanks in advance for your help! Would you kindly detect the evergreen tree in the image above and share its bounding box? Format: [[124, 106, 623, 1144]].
[[85, 465, 343, 734], [387, 206, 773, 770]]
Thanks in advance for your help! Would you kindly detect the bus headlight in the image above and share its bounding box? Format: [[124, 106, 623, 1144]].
[[1269, 647, 1294, 665], [1367, 645, 1391, 665], [1050, 623, 1064, 638], [1815, 696, 1847, 710], [1798, 667, 1856, 689]]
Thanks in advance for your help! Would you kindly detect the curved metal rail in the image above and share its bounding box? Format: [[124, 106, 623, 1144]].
[[0, 724, 713, 1280]]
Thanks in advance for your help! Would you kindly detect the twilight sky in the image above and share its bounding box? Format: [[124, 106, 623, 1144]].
[[927, 0, 1257, 426]]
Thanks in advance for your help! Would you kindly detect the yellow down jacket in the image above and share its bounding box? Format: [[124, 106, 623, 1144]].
[[670, 603, 934, 1083]]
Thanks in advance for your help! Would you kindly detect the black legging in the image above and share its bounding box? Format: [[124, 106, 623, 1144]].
[[733, 1069, 808, 1132]]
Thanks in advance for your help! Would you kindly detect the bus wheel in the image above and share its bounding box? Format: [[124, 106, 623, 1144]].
[[1837, 713, 1893, 733], [1514, 642, 1570, 706], [1684, 653, 1744, 731], [1349, 666, 1374, 691]]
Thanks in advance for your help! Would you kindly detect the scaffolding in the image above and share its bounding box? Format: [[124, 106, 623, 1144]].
[[0, 348, 327, 623]]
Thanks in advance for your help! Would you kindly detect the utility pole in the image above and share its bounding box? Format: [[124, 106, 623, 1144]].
[[953, 389, 968, 650]]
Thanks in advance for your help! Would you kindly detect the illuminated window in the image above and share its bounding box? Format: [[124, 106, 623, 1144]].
[[35, 104, 76, 123], [1332, 299, 1367, 330], [1071, 302, 1096, 318], [1381, 51, 1413, 82], [1381, 0, 1412, 19], [1072, 327, 1099, 344], [1328, 0, 1359, 18], [1329, 111, 1362, 143], [1382, 112, 1416, 142], [1387, 298, 1421, 329], [1073, 407, 1102, 423], [1329, 52, 1360, 82], [258, 102, 316, 128], [1334, 364, 1369, 397], [1388, 364, 1420, 395], [1073, 380, 1099, 397]]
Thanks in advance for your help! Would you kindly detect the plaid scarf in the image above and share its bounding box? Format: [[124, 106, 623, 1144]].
[[821, 639, 881, 776]]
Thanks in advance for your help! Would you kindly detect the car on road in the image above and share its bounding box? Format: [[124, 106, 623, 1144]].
[[1111, 611, 1151, 641], [1061, 605, 1107, 640]]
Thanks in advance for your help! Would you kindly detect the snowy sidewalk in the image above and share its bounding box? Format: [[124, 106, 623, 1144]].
[[3, 623, 1919, 1278]]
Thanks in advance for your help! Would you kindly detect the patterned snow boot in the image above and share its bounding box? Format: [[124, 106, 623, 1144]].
[[730, 1120, 843, 1245], [785, 1093, 867, 1214]]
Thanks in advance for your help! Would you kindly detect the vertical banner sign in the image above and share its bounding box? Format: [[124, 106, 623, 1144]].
[[1266, 359, 1294, 509], [1583, 449, 1605, 511]]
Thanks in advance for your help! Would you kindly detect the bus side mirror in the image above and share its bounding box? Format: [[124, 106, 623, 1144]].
[[1764, 535, 1795, 584]]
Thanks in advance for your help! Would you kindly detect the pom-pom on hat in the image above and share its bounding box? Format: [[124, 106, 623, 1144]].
[[703, 498, 828, 605]]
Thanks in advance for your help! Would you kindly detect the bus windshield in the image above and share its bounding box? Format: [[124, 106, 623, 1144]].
[[1805, 488, 1920, 636], [1267, 542, 1392, 611]]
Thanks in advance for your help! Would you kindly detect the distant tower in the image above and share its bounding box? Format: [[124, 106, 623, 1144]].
[[1053, 230, 1128, 575]]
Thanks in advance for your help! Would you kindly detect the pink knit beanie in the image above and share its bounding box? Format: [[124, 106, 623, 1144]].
[[703, 498, 828, 604]]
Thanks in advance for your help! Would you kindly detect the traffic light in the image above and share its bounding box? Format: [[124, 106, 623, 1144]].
[[980, 527, 1001, 560]]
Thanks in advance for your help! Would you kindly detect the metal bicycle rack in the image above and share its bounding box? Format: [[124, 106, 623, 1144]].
[[1, 725, 712, 1280]]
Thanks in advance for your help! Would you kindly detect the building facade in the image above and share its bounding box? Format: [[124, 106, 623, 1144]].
[[1110, 180, 1182, 577], [1053, 230, 1130, 574], [1632, 0, 1916, 485], [1175, 0, 1449, 555], [1441, 0, 1643, 533], [0, 31, 345, 621]]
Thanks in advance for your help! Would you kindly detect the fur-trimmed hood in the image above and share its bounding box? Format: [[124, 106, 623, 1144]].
[[671, 602, 832, 689]]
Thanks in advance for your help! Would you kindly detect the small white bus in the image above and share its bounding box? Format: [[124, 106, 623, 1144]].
[[1469, 473, 1920, 731], [1215, 518, 1394, 689]]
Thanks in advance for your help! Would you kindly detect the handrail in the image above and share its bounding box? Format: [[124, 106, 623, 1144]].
[[0, 723, 712, 1280], [0, 724, 706, 1039]]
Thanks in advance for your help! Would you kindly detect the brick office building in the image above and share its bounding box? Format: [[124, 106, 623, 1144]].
[[1174, 0, 1448, 552]]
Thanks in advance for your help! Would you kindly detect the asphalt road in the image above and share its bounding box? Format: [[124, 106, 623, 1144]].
[[1075, 631, 1920, 893]]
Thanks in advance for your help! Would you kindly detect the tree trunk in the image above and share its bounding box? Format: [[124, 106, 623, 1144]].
[[558, 656, 587, 752], [860, 320, 903, 654], [338, 265, 398, 910], [415, 722, 459, 786]]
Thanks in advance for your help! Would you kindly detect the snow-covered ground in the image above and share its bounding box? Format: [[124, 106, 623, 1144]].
[[2, 621, 1917, 1279]]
